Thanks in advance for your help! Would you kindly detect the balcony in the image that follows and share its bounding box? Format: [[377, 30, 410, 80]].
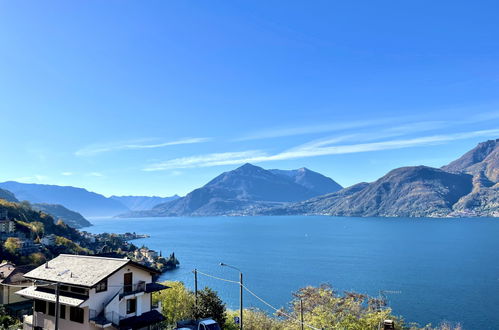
[[89, 309, 124, 327], [119, 281, 146, 299], [151, 300, 162, 312]]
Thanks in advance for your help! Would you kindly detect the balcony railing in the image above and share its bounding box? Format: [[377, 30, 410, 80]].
[[151, 300, 162, 312], [120, 281, 146, 299], [89, 309, 124, 326]]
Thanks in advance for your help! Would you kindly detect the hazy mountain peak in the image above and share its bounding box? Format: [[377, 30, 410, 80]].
[[129, 164, 343, 217], [442, 138, 499, 183], [442, 139, 498, 171]]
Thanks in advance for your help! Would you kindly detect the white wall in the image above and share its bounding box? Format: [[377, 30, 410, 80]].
[[32, 308, 102, 330], [81, 263, 155, 322], [1, 285, 29, 304], [27, 263, 156, 330]]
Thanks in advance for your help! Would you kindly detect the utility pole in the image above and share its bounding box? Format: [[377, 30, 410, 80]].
[[220, 263, 243, 330], [239, 272, 243, 330], [193, 269, 198, 317], [54, 282, 60, 330], [300, 299, 304, 330]]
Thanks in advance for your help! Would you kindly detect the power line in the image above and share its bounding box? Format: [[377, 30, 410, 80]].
[[241, 284, 320, 330], [196, 270, 240, 284], [195, 270, 320, 330]]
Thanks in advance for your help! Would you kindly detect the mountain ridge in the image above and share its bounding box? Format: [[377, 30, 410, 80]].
[[0, 181, 129, 217], [126, 163, 343, 217], [263, 139, 499, 217]]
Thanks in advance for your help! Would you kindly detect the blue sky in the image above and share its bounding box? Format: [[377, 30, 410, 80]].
[[1, 1, 499, 197]]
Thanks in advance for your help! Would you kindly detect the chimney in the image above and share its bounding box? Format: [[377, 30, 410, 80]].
[[45, 261, 49, 269]]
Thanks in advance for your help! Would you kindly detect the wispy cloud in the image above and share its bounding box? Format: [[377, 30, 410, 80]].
[[87, 172, 105, 177], [143, 129, 499, 171], [75, 137, 211, 157], [143, 150, 266, 171], [234, 118, 403, 141], [61, 172, 74, 176]]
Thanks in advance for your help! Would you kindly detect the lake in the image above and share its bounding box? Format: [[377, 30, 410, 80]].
[[85, 216, 499, 329]]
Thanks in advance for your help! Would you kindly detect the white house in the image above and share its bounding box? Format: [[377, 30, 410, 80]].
[[0, 219, 16, 233], [41, 234, 56, 247], [17, 254, 168, 330]]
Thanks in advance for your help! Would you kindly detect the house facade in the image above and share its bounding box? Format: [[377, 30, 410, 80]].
[[0, 262, 34, 317], [0, 219, 15, 233], [17, 254, 168, 330]]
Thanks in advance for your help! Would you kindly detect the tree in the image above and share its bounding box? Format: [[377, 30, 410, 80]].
[[56, 219, 67, 227], [194, 287, 227, 328], [29, 252, 46, 265], [0, 305, 20, 329], [3, 237, 21, 254], [280, 284, 403, 330], [28, 221, 45, 239], [153, 281, 195, 327], [225, 309, 283, 330]]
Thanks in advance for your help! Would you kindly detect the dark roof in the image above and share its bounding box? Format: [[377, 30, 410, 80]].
[[145, 282, 169, 293], [0, 264, 35, 285], [119, 310, 165, 329]]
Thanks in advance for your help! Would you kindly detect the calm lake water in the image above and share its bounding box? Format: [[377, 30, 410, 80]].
[[86, 216, 499, 329]]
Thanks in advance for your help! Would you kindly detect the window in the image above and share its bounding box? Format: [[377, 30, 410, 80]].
[[34, 300, 46, 313], [60, 305, 66, 319], [60, 285, 69, 291], [126, 298, 136, 314], [70, 286, 87, 295], [48, 302, 55, 316], [69, 306, 84, 324], [95, 279, 107, 293]]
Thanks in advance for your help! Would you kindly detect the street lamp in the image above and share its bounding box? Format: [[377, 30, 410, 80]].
[[220, 262, 243, 330]]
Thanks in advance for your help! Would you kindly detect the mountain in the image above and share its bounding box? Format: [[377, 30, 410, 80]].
[[441, 139, 499, 216], [31, 203, 92, 228], [110, 195, 180, 211], [265, 139, 499, 217], [129, 163, 343, 217], [269, 168, 343, 196], [266, 167, 473, 217], [0, 188, 19, 203], [0, 182, 129, 217]]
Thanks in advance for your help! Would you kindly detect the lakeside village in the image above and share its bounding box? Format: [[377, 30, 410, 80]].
[[0, 202, 180, 328]]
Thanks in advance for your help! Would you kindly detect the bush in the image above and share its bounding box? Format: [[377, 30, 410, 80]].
[[153, 281, 195, 327], [194, 287, 227, 328]]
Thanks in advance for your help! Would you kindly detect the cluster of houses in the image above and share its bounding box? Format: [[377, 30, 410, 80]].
[[0, 212, 41, 256], [0, 255, 168, 330], [133, 248, 159, 265], [1, 212, 174, 329]]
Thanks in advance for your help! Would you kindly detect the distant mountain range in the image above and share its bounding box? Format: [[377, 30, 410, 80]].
[[125, 163, 343, 217], [0, 182, 180, 221], [110, 195, 179, 211], [262, 139, 499, 217], [0, 181, 129, 218], [0, 187, 91, 228], [1, 139, 497, 221], [31, 203, 92, 228]]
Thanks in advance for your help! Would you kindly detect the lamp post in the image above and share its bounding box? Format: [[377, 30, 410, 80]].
[[220, 262, 243, 330]]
